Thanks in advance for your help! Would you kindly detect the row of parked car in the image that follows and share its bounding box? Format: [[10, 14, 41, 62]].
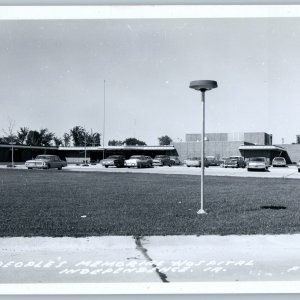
[[101, 155, 181, 168], [23, 154, 300, 173], [183, 155, 296, 172], [221, 156, 290, 171]]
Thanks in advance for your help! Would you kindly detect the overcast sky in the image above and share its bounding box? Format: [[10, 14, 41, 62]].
[[0, 18, 300, 145]]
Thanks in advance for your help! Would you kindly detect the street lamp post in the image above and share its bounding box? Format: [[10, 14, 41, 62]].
[[102, 79, 106, 161], [189, 80, 218, 214]]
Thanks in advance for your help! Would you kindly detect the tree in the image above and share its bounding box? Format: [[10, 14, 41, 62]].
[[63, 133, 71, 147], [123, 137, 146, 146], [158, 135, 173, 145], [2, 118, 17, 166], [86, 131, 101, 146], [2, 119, 17, 145], [69, 126, 101, 147], [25, 128, 54, 146], [53, 137, 63, 147], [108, 140, 123, 146], [69, 126, 85, 146], [39, 128, 54, 146], [26, 130, 42, 146], [17, 127, 29, 145]]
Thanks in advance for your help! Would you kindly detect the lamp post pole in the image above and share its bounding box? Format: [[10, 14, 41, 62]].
[[200, 90, 205, 214], [189, 80, 218, 214], [102, 79, 106, 161], [11, 142, 14, 167]]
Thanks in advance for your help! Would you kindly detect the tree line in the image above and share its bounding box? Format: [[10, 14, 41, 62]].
[[0, 126, 101, 147], [1, 123, 174, 147]]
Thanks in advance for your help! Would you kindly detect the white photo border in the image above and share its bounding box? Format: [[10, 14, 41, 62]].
[[0, 4, 300, 295]]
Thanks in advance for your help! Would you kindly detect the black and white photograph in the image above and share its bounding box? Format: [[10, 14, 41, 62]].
[[1, 5, 300, 294]]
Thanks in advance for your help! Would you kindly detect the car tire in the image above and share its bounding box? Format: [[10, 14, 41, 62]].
[[247, 168, 250, 172], [298, 169, 300, 173], [47, 164, 51, 169], [58, 167, 62, 170], [28, 167, 32, 170], [105, 165, 108, 168]]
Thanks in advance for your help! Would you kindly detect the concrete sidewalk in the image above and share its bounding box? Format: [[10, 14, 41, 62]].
[[1, 234, 300, 285]]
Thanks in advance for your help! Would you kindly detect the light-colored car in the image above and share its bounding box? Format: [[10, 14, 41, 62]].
[[185, 157, 209, 168], [152, 155, 172, 167], [101, 155, 125, 168], [169, 156, 181, 165], [25, 155, 67, 170], [124, 155, 151, 168], [247, 157, 269, 171], [272, 157, 287, 167], [219, 157, 229, 168], [224, 156, 246, 168]]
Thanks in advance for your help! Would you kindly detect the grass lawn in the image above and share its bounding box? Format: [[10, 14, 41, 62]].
[[0, 169, 299, 237]]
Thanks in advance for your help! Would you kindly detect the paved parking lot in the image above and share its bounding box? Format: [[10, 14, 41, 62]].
[[2, 163, 299, 179]]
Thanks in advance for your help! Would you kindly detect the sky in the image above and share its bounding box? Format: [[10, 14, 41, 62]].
[[0, 17, 300, 145]]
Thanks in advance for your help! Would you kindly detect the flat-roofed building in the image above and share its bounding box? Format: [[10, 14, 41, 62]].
[[174, 132, 272, 161]]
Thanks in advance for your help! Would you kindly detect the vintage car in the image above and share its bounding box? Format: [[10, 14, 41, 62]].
[[152, 155, 172, 167], [272, 157, 287, 167], [101, 155, 125, 168], [25, 155, 67, 170], [185, 157, 209, 168], [219, 157, 229, 168], [144, 156, 153, 167], [124, 155, 152, 168], [206, 156, 219, 166], [224, 156, 246, 168], [169, 156, 181, 165], [247, 157, 269, 171]]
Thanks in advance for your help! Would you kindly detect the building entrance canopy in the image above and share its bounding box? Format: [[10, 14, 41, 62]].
[[239, 145, 291, 164]]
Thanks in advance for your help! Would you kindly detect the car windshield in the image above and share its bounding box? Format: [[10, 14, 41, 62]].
[[249, 157, 265, 162], [130, 156, 143, 159], [155, 155, 165, 158], [107, 156, 120, 159], [36, 155, 51, 160], [190, 157, 200, 160], [274, 157, 285, 161]]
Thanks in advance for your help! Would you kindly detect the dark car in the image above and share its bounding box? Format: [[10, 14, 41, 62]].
[[25, 155, 67, 170], [224, 156, 246, 168], [152, 155, 172, 167], [169, 156, 181, 165], [144, 156, 153, 167], [101, 155, 125, 168], [206, 156, 219, 166]]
